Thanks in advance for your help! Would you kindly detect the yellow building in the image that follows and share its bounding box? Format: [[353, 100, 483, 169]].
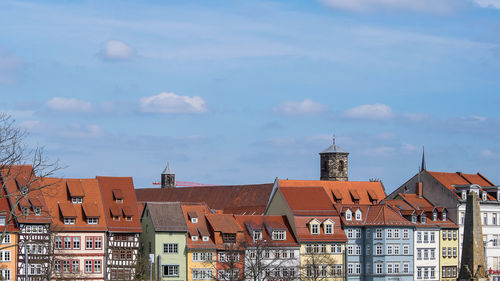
[[300, 242, 345, 281], [0, 232, 17, 281], [439, 228, 459, 281], [187, 250, 217, 280]]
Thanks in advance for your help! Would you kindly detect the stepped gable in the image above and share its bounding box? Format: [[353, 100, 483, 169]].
[[146, 202, 187, 232], [41, 177, 108, 231], [181, 203, 216, 249], [234, 215, 299, 247], [97, 176, 142, 232], [0, 165, 52, 224], [279, 179, 385, 205], [135, 183, 273, 214]]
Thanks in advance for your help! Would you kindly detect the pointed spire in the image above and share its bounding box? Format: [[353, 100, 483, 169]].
[[162, 161, 174, 175], [420, 146, 426, 172], [333, 134, 336, 146]]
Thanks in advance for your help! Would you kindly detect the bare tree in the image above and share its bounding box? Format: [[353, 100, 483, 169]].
[[0, 113, 61, 248]]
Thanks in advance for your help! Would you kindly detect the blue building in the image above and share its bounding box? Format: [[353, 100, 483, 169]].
[[336, 205, 414, 281]]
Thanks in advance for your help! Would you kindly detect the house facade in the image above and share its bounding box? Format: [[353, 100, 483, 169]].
[[140, 202, 187, 281], [0, 189, 18, 281], [97, 176, 142, 281], [42, 178, 107, 281]]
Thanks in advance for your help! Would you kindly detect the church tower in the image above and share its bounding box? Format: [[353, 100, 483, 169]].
[[161, 162, 175, 188], [319, 137, 349, 181]]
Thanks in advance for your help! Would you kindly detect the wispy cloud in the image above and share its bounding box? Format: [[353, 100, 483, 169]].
[[474, 0, 500, 9], [46, 97, 92, 113], [0, 47, 23, 85], [98, 40, 136, 62], [139, 92, 208, 114], [20, 120, 103, 139], [320, 0, 463, 13], [344, 103, 394, 120], [273, 99, 328, 116]]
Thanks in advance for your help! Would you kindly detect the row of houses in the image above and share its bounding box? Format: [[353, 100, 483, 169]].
[[0, 165, 142, 281]]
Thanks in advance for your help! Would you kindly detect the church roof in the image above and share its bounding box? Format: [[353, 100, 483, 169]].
[[320, 143, 347, 153], [162, 162, 174, 175]]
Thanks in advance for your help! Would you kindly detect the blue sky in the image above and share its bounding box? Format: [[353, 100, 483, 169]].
[[1, 0, 500, 191]]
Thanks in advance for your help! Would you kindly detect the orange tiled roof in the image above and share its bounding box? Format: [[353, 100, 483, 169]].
[[67, 179, 85, 197], [279, 179, 386, 205], [234, 215, 300, 247], [1, 165, 52, 224], [97, 176, 141, 233], [427, 171, 495, 190], [181, 203, 216, 249], [279, 186, 337, 215], [41, 177, 107, 231], [293, 215, 347, 242], [336, 204, 414, 227], [206, 214, 243, 233]]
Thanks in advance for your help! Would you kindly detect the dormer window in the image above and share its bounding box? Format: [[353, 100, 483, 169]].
[[21, 187, 28, 195], [116, 199, 123, 204], [23, 207, 29, 216], [253, 230, 262, 241], [325, 224, 333, 235], [112, 216, 119, 221], [442, 211, 447, 221], [34, 207, 41, 216], [411, 215, 417, 223], [64, 218, 75, 225], [125, 216, 132, 221], [112, 189, 124, 204], [355, 210, 362, 221], [192, 235, 199, 241], [87, 218, 98, 225], [432, 212, 437, 221], [222, 233, 236, 244], [482, 192, 487, 201], [72, 197, 83, 204], [345, 209, 352, 221], [311, 224, 319, 235], [202, 236, 209, 242], [462, 191, 467, 200], [0, 216, 5, 226], [191, 218, 198, 224], [420, 215, 426, 224], [272, 230, 286, 240]]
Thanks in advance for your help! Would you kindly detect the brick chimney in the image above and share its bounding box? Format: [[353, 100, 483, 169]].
[[416, 182, 423, 198]]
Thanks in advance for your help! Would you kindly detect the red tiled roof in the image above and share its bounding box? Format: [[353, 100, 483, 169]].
[[135, 183, 273, 214], [122, 206, 134, 217], [279, 179, 386, 205], [293, 215, 347, 242], [1, 165, 52, 224], [41, 177, 107, 231], [206, 214, 242, 233], [110, 206, 121, 217], [279, 186, 337, 215], [427, 171, 495, 190], [336, 204, 413, 226], [181, 203, 216, 249], [67, 179, 85, 197], [29, 197, 42, 207], [97, 176, 141, 233], [112, 189, 124, 200], [59, 203, 77, 218], [234, 215, 300, 247]]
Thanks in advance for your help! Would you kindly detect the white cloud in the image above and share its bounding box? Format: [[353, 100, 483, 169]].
[[139, 92, 207, 114], [46, 97, 92, 113], [320, 0, 460, 13], [475, 0, 500, 8], [344, 103, 394, 120], [0, 47, 23, 85], [98, 40, 136, 61], [273, 99, 328, 116]]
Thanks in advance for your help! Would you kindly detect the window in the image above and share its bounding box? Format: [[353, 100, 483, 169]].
[[412, 215, 417, 223], [447, 230, 452, 240], [311, 224, 319, 235], [417, 232, 422, 243], [376, 244, 383, 255], [447, 247, 452, 258], [64, 218, 75, 225], [54, 261, 61, 273], [430, 249, 435, 260], [460, 212, 465, 225], [394, 244, 400, 255], [355, 245, 361, 255], [0, 269, 10, 281], [417, 249, 422, 260], [94, 260, 101, 273], [453, 247, 457, 257], [192, 252, 213, 262], [433, 212, 437, 221], [331, 265, 343, 277], [1, 234, 10, 244], [347, 245, 353, 255], [191, 217, 198, 223], [192, 269, 213, 280], [73, 237, 80, 249], [355, 210, 362, 220], [403, 229, 409, 239], [202, 236, 209, 242], [347, 229, 353, 238], [163, 243, 178, 253], [272, 230, 286, 240], [34, 207, 41, 215], [345, 210, 352, 220], [331, 243, 342, 253], [403, 244, 409, 255], [72, 197, 83, 204], [423, 231, 428, 243], [424, 249, 429, 260], [85, 260, 101, 273], [95, 237, 102, 249], [483, 192, 487, 201], [387, 245, 393, 255], [87, 218, 98, 224], [420, 215, 426, 223], [394, 229, 400, 239], [192, 236, 198, 241], [376, 263, 383, 274], [430, 232, 435, 243], [403, 263, 409, 274], [64, 237, 72, 249], [484, 213, 488, 225], [86, 237, 93, 249], [112, 216, 119, 221], [355, 229, 361, 238], [493, 214, 498, 225], [462, 190, 467, 200], [375, 229, 383, 239], [0, 251, 10, 262], [325, 224, 333, 234], [442, 247, 446, 258], [387, 229, 393, 239], [72, 260, 79, 273], [442, 211, 447, 221], [253, 230, 262, 241], [0, 216, 4, 226]]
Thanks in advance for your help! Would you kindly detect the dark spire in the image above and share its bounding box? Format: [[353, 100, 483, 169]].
[[420, 146, 426, 172]]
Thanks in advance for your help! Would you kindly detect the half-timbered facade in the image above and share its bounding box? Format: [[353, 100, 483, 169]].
[[97, 176, 142, 281]]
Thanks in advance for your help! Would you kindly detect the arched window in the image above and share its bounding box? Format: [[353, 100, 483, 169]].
[[338, 160, 344, 172]]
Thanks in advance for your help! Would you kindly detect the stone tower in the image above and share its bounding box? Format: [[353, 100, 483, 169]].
[[161, 162, 175, 188], [319, 137, 349, 181], [458, 190, 488, 281]]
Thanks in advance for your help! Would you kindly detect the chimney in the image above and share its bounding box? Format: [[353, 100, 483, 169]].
[[416, 182, 423, 198]]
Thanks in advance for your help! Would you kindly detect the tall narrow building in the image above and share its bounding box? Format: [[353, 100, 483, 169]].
[[319, 137, 349, 181], [161, 162, 175, 188]]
